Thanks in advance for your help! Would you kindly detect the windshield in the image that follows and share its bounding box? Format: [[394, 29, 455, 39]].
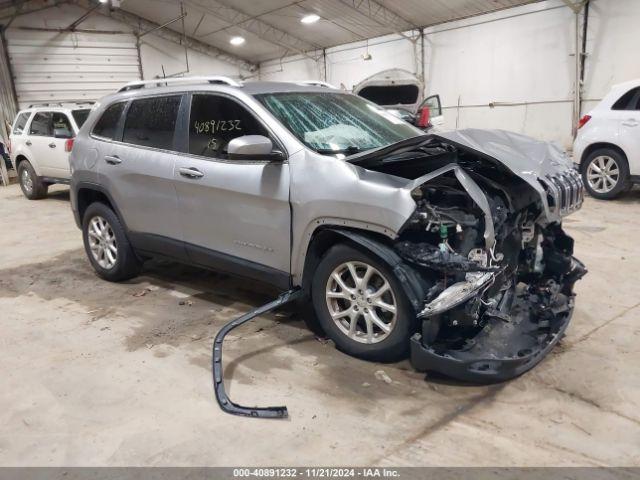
[[72, 109, 91, 128], [255, 92, 423, 155]]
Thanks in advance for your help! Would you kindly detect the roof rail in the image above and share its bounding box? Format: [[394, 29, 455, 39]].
[[28, 102, 63, 108], [118, 76, 243, 92], [296, 80, 338, 89], [27, 101, 96, 108]]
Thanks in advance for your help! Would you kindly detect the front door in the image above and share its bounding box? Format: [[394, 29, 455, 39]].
[[173, 93, 291, 286]]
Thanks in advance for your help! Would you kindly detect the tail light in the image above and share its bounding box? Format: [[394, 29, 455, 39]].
[[416, 106, 431, 128], [578, 114, 591, 129], [65, 138, 74, 152]]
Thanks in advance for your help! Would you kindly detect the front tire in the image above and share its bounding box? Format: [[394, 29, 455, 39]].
[[18, 161, 48, 200], [82, 202, 141, 282], [311, 243, 415, 362], [582, 148, 631, 200]]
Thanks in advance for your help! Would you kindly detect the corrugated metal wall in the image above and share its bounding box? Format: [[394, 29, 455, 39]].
[[0, 30, 17, 146], [5, 30, 140, 109]]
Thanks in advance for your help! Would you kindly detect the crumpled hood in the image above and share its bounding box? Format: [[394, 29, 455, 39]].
[[433, 129, 578, 224], [434, 128, 573, 177]]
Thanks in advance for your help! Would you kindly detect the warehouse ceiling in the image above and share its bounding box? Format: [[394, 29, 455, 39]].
[[117, 0, 544, 64]]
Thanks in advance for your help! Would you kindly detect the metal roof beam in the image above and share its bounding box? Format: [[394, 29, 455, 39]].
[[186, 0, 321, 61], [335, 0, 417, 39], [71, 0, 257, 71]]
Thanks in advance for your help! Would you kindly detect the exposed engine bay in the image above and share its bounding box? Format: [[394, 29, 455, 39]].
[[350, 129, 587, 381]]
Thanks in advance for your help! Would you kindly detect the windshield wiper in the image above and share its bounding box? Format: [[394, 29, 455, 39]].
[[316, 146, 363, 155]]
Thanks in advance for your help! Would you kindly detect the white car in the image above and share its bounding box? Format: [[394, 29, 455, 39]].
[[9, 103, 92, 199], [574, 79, 640, 199]]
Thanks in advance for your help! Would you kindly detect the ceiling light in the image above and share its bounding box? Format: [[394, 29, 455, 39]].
[[230, 36, 245, 46], [301, 14, 320, 24]]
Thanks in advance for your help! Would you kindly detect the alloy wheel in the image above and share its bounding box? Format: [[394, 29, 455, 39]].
[[325, 261, 397, 344], [21, 168, 33, 194], [87, 216, 118, 269], [587, 155, 620, 194]]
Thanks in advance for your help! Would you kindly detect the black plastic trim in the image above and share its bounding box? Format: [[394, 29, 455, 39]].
[[41, 176, 70, 185], [186, 241, 291, 290], [213, 288, 303, 418]]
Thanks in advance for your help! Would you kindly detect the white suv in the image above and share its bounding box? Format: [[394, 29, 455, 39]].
[[574, 79, 640, 199], [10, 103, 92, 199]]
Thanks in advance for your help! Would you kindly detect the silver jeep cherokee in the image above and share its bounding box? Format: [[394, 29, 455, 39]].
[[70, 76, 586, 383]]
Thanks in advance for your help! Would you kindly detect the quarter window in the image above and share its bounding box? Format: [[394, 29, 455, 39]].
[[188, 94, 269, 158], [123, 96, 181, 150], [93, 102, 126, 140], [612, 87, 640, 110], [12, 112, 30, 135], [29, 112, 53, 136]]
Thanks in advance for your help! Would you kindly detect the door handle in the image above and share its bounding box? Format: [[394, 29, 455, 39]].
[[48, 143, 56, 148], [25, 140, 32, 146], [104, 155, 122, 165], [622, 119, 639, 127], [179, 167, 204, 179]]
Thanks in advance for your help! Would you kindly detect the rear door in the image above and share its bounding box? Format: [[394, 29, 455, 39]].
[[173, 93, 291, 286], [48, 112, 75, 178], [94, 95, 185, 257]]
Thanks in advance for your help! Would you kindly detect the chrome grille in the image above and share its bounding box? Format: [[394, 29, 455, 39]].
[[540, 169, 584, 216]]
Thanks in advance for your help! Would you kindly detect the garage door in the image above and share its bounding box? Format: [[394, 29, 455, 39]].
[[6, 30, 140, 109]]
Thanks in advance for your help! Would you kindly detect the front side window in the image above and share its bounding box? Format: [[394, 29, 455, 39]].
[[123, 96, 181, 150], [52, 112, 73, 138], [256, 92, 423, 155], [93, 102, 126, 140], [612, 87, 640, 111], [189, 94, 269, 158], [12, 112, 30, 135], [72, 109, 91, 128], [29, 112, 53, 136]]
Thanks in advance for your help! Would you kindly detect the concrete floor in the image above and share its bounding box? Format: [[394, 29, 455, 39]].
[[0, 183, 639, 467]]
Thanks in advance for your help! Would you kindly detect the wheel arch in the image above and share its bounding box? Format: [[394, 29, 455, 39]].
[[75, 183, 128, 231], [301, 226, 427, 313], [579, 142, 628, 171]]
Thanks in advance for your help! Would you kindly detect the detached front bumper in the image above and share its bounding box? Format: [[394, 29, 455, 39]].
[[410, 305, 572, 383], [409, 257, 585, 383]]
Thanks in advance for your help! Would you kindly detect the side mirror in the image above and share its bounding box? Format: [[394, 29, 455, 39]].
[[227, 135, 285, 161], [54, 128, 73, 139], [415, 106, 431, 128]]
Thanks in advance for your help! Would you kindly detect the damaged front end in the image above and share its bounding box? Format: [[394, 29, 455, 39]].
[[351, 129, 587, 382]]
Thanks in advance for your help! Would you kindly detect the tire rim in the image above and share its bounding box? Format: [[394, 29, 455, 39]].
[[87, 216, 118, 269], [325, 261, 397, 344], [586, 155, 619, 194], [21, 168, 33, 194]]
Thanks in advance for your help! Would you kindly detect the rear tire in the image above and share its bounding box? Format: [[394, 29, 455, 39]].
[[581, 148, 631, 200], [311, 243, 415, 362], [82, 202, 141, 282], [18, 161, 48, 200]]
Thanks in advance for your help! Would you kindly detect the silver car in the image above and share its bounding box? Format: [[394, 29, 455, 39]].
[[70, 76, 586, 382]]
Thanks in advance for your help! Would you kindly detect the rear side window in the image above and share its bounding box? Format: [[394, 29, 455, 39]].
[[123, 96, 181, 150], [12, 112, 30, 135], [52, 112, 73, 138], [188, 94, 269, 158], [612, 87, 640, 110], [72, 109, 91, 128], [93, 102, 126, 140], [29, 112, 53, 136]]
